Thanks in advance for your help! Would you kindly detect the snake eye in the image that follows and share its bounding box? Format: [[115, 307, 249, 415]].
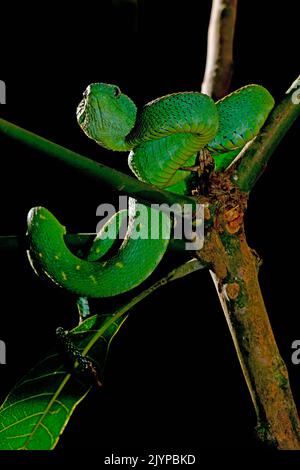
[[113, 86, 121, 98]]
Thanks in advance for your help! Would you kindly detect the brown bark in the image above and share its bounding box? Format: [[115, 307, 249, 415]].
[[197, 178, 300, 449], [201, 0, 238, 99]]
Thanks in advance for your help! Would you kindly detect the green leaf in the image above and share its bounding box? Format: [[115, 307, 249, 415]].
[[0, 314, 126, 450], [0, 258, 205, 450]]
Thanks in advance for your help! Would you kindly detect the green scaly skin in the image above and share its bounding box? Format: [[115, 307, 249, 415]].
[[27, 83, 274, 298], [27, 201, 170, 298]]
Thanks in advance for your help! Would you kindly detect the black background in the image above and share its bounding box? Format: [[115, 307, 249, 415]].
[[0, 0, 300, 464]]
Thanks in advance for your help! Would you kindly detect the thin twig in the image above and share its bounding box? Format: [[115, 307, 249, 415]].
[[232, 76, 300, 192], [201, 0, 238, 99], [67, 259, 206, 362], [98, 258, 206, 327]]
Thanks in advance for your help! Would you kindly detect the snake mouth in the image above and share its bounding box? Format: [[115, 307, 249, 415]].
[[77, 85, 93, 127], [76, 96, 87, 126], [76, 85, 106, 137], [76, 85, 106, 141]]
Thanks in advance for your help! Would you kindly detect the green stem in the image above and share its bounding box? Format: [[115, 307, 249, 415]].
[[81, 258, 206, 355], [0, 234, 94, 253], [0, 234, 187, 254], [0, 118, 196, 213], [232, 75, 300, 192]]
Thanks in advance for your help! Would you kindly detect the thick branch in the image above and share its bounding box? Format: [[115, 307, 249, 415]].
[[201, 0, 238, 99], [232, 75, 300, 192], [0, 118, 196, 213], [199, 229, 300, 449], [201, 2, 300, 446]]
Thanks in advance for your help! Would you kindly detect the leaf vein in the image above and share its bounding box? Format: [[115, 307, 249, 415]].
[[0, 412, 44, 434], [40, 422, 55, 446], [0, 393, 53, 414]]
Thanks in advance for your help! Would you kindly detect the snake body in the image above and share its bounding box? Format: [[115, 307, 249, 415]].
[[27, 83, 274, 298]]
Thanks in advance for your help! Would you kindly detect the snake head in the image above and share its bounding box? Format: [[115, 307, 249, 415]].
[[77, 83, 137, 151]]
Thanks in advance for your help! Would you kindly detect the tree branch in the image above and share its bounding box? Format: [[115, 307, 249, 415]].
[[0, 118, 196, 213], [0, 234, 97, 253], [78, 258, 206, 330], [0, 234, 188, 254], [201, 2, 300, 449], [232, 75, 300, 192], [201, 0, 238, 99], [200, 229, 300, 449]]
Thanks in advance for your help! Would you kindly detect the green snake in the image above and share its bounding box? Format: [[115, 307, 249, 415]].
[[27, 83, 274, 298]]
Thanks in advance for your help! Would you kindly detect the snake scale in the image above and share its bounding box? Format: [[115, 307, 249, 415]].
[[27, 83, 274, 297]]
